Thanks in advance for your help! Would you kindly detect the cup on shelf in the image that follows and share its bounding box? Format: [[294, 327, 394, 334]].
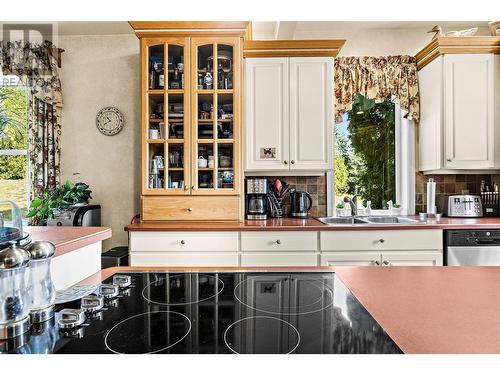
[[198, 156, 208, 168], [149, 129, 159, 139]]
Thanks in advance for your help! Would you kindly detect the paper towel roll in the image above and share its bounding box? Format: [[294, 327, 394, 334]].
[[426, 178, 436, 214]]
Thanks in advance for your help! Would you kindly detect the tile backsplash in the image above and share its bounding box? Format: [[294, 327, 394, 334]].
[[254, 175, 327, 217], [415, 173, 492, 213]]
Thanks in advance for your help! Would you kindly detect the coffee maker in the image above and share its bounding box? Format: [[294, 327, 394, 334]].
[[246, 179, 268, 220]]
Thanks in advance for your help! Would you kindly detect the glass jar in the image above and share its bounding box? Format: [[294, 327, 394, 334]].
[[25, 241, 56, 323], [0, 244, 31, 339]]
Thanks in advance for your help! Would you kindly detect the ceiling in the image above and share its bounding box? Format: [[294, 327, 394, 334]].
[[56, 21, 490, 37]]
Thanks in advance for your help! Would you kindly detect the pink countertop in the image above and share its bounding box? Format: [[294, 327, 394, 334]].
[[125, 217, 500, 231], [335, 266, 500, 354], [26, 226, 112, 257]]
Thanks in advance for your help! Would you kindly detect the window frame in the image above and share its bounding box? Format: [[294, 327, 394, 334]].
[[331, 102, 415, 216], [0, 76, 31, 214]]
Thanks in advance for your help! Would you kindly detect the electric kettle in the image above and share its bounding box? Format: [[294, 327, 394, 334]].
[[289, 191, 313, 218]]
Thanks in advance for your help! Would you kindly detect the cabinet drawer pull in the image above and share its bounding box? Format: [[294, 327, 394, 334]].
[[191, 185, 196, 190], [276, 239, 281, 245], [372, 260, 381, 266], [378, 238, 385, 243], [184, 186, 189, 191], [187, 208, 193, 212], [382, 260, 391, 266], [446, 158, 452, 162], [180, 240, 186, 245], [283, 160, 288, 165], [290, 160, 295, 165]]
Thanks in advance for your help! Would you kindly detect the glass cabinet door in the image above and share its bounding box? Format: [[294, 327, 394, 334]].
[[144, 38, 190, 194], [191, 38, 240, 195]]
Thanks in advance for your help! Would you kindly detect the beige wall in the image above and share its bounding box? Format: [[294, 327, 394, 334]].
[[291, 23, 491, 56], [59, 34, 140, 250]]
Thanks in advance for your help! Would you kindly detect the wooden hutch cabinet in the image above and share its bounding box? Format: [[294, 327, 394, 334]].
[[130, 22, 249, 221]]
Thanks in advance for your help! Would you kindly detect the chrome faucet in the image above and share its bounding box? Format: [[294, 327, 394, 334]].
[[344, 195, 358, 217]]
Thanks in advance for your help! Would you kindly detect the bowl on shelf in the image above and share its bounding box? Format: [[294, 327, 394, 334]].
[[219, 156, 232, 168]]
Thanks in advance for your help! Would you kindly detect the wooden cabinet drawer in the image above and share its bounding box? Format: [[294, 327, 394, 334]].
[[241, 231, 318, 252], [320, 230, 442, 251], [142, 196, 240, 221], [241, 253, 318, 266], [129, 231, 238, 252], [130, 252, 238, 267], [320, 252, 381, 266]]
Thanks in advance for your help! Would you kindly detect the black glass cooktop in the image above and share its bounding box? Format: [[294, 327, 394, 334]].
[[1, 272, 402, 354]]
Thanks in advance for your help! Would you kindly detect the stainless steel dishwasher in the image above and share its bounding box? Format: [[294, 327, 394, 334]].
[[445, 230, 500, 266]]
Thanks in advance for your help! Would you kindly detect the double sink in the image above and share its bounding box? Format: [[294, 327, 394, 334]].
[[316, 216, 422, 226]]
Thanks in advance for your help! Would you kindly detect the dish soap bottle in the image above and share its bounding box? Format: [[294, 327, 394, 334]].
[[365, 201, 372, 216]]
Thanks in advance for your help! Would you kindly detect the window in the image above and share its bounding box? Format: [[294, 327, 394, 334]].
[[334, 93, 415, 214], [0, 75, 29, 220]]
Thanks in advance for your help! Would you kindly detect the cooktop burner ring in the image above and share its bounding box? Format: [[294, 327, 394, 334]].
[[223, 316, 301, 354], [233, 276, 334, 316], [141, 273, 224, 306], [104, 311, 191, 354]]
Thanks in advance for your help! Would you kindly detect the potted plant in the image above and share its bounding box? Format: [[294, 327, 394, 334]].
[[27, 181, 92, 225]]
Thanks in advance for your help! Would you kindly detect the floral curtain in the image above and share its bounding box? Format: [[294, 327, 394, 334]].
[[0, 40, 62, 196], [334, 56, 419, 123]]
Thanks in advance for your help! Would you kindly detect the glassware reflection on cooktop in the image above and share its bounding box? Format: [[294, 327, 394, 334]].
[[142, 273, 224, 306], [224, 316, 300, 354], [104, 311, 191, 354], [0, 272, 402, 354]]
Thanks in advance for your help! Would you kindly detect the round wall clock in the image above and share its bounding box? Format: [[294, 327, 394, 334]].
[[96, 107, 124, 136]]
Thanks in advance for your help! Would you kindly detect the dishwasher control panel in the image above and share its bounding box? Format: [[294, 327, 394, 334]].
[[446, 230, 500, 247]]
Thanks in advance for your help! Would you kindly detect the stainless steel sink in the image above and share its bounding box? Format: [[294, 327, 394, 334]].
[[362, 216, 421, 224], [316, 217, 369, 225], [316, 216, 422, 226]]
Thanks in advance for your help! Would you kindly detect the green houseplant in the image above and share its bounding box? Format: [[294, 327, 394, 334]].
[[27, 180, 92, 225]]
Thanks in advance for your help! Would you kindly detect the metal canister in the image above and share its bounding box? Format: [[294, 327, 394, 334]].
[[0, 244, 31, 340], [25, 241, 56, 323]]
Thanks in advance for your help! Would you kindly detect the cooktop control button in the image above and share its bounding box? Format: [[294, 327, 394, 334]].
[[58, 309, 86, 330], [113, 274, 132, 289], [99, 284, 120, 299]]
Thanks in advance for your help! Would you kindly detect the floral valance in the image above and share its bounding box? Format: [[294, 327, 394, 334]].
[[334, 55, 419, 123], [0, 40, 62, 106]]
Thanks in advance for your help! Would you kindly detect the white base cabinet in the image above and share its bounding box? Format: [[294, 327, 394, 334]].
[[129, 229, 443, 267]]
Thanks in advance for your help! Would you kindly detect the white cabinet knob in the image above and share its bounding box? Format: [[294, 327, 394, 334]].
[[180, 240, 186, 245], [373, 260, 381, 266], [276, 239, 281, 245]]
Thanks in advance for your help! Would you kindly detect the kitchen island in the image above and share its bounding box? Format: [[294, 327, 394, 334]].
[[77, 265, 500, 354], [26, 226, 112, 290]]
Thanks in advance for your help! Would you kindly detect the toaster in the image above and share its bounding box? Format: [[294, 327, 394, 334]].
[[47, 204, 101, 226], [445, 195, 482, 218]]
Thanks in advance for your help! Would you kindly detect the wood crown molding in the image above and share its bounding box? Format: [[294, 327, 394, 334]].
[[128, 21, 251, 39], [416, 36, 500, 70], [243, 39, 346, 58]]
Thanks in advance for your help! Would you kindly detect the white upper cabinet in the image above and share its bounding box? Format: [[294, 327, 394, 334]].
[[419, 54, 500, 172], [244, 58, 289, 170], [245, 57, 333, 172], [289, 58, 333, 170]]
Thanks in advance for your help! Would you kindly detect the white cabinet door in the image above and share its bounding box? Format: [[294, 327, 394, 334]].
[[245, 58, 290, 170], [241, 253, 318, 267], [381, 251, 443, 266], [130, 252, 239, 267], [444, 54, 495, 169], [418, 57, 443, 171], [289, 57, 333, 170], [320, 252, 381, 266]]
